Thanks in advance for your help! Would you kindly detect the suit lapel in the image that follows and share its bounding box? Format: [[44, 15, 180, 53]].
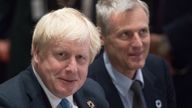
[[29, 96, 51, 108], [22, 66, 52, 108], [74, 86, 100, 108], [89, 56, 124, 108], [142, 67, 165, 108], [74, 91, 90, 108], [99, 69, 124, 108]]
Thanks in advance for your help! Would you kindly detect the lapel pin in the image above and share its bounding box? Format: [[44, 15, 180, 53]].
[[155, 99, 162, 108], [86, 100, 95, 108]]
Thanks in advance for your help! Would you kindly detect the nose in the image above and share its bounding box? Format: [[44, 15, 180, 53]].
[[131, 33, 143, 48], [65, 57, 78, 73]]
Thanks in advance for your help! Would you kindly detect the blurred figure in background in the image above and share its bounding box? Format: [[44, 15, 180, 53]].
[[0, 39, 10, 82], [0, 0, 59, 83]]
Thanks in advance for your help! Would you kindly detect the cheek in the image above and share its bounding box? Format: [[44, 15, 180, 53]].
[[144, 40, 150, 53], [80, 65, 88, 77], [78, 65, 88, 82], [37, 60, 63, 83], [41, 61, 59, 77], [144, 37, 150, 46], [107, 39, 127, 50], [44, 57, 64, 72]]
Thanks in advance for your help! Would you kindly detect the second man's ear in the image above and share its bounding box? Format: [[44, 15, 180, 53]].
[[100, 35, 105, 46]]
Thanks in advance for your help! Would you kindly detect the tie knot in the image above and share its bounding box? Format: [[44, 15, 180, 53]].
[[131, 80, 142, 93], [60, 98, 71, 108]]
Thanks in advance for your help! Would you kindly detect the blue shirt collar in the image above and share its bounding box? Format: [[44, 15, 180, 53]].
[[103, 52, 144, 96]]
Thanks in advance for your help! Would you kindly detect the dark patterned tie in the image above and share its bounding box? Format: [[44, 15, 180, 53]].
[[60, 98, 71, 108], [131, 80, 147, 108]]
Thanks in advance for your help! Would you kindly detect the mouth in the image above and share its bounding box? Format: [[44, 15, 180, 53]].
[[129, 52, 143, 56], [59, 78, 77, 83], [128, 52, 144, 61]]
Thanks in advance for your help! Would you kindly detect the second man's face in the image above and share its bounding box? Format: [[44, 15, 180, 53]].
[[34, 38, 90, 98], [103, 6, 150, 76]]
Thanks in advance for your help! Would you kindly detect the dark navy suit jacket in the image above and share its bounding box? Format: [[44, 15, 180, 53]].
[[88, 54, 176, 108], [0, 66, 109, 108]]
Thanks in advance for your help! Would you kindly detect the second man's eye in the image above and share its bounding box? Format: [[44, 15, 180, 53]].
[[139, 28, 149, 37], [119, 31, 133, 40]]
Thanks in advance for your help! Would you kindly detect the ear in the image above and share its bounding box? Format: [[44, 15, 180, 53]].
[[97, 26, 105, 46], [100, 35, 105, 46], [33, 48, 41, 64]]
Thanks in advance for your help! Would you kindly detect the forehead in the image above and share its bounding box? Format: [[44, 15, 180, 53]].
[[109, 7, 149, 32], [110, 6, 149, 24], [46, 38, 90, 52]]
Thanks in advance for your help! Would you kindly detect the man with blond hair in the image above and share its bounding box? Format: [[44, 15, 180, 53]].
[[0, 7, 109, 108]]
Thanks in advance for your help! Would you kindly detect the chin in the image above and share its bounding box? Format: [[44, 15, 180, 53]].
[[58, 88, 77, 97], [132, 62, 145, 69]]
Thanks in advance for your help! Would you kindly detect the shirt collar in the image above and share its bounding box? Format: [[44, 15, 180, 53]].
[[134, 69, 144, 88], [32, 65, 75, 108], [103, 52, 144, 96]]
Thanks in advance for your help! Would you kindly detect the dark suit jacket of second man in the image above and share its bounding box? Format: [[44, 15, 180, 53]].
[[88, 54, 176, 108]]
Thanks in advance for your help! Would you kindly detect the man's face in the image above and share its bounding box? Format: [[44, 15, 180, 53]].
[[103, 7, 150, 76], [34, 39, 90, 98]]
